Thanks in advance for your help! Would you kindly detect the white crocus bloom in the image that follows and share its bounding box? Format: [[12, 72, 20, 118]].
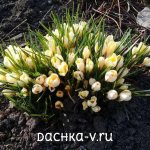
[[58, 62, 68, 76], [69, 31, 75, 43], [45, 35, 56, 52], [92, 106, 101, 112], [89, 78, 96, 86], [86, 58, 94, 73], [98, 57, 105, 70], [21, 88, 28, 97], [46, 73, 60, 88], [78, 21, 87, 36], [3, 56, 14, 70], [73, 71, 84, 80], [75, 58, 85, 72], [26, 57, 35, 69], [44, 50, 53, 57], [2, 89, 16, 97], [55, 101, 64, 110], [107, 90, 118, 100], [78, 90, 89, 99], [20, 72, 32, 84], [0, 74, 6, 85], [105, 53, 118, 68], [52, 29, 60, 38], [87, 96, 97, 107], [51, 54, 64, 69], [119, 90, 132, 101], [32, 84, 43, 94], [68, 52, 75, 64], [63, 35, 69, 48], [35, 74, 47, 85], [6, 72, 20, 84], [105, 70, 118, 82], [82, 46, 91, 59], [143, 57, 150, 67], [91, 81, 101, 91]]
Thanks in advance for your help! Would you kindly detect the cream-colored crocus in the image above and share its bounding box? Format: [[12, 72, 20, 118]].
[[46, 73, 60, 88], [143, 57, 150, 67], [86, 58, 94, 73], [92, 106, 101, 112], [78, 21, 87, 36], [32, 84, 43, 94], [116, 55, 124, 70], [89, 78, 96, 86], [20, 72, 32, 84], [119, 90, 132, 101], [82, 46, 91, 59], [107, 90, 118, 100], [73, 71, 84, 80], [87, 98, 97, 107], [56, 46, 61, 55], [102, 35, 120, 57], [119, 68, 129, 78], [52, 29, 60, 38], [21, 88, 28, 97], [45, 35, 56, 52], [35, 74, 47, 85], [44, 50, 53, 57], [91, 81, 101, 91], [56, 90, 64, 98], [3, 56, 14, 70], [6, 72, 20, 84], [95, 42, 99, 53], [105, 53, 118, 68], [105, 70, 118, 82], [82, 101, 88, 110], [25, 57, 35, 69], [58, 62, 68, 76], [78, 90, 89, 99], [132, 42, 147, 55], [2, 89, 15, 97], [69, 31, 75, 43], [75, 58, 85, 72], [0, 74, 6, 85], [55, 101, 64, 110], [98, 57, 105, 70], [68, 52, 75, 64], [51, 54, 64, 69], [63, 35, 69, 48]]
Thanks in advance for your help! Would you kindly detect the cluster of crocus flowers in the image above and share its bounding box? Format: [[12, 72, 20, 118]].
[[0, 18, 150, 116]]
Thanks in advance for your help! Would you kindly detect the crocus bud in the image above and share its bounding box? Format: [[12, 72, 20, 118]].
[[6, 72, 19, 84], [119, 68, 129, 78], [91, 106, 101, 112], [107, 90, 118, 100], [119, 90, 132, 101], [46, 73, 60, 88], [44, 50, 53, 57], [0, 74, 6, 85], [82, 101, 88, 110], [63, 36, 69, 48], [55, 101, 64, 110], [26, 57, 35, 69], [105, 70, 118, 82], [143, 57, 150, 67], [89, 78, 96, 86], [2, 89, 15, 97], [91, 81, 101, 91], [82, 46, 91, 59], [51, 54, 64, 69], [86, 58, 94, 73], [3, 56, 14, 70], [21, 88, 28, 97], [105, 53, 118, 68], [45, 35, 56, 52], [119, 85, 128, 90], [68, 52, 75, 64], [35, 74, 47, 85], [75, 58, 85, 72], [116, 78, 125, 85], [95, 42, 99, 53], [58, 62, 68, 76], [32, 84, 43, 94], [98, 57, 105, 70], [56, 90, 64, 98], [69, 31, 75, 43], [52, 29, 60, 38], [78, 90, 89, 99], [20, 72, 32, 84], [87, 96, 97, 107], [73, 71, 84, 80], [116, 55, 124, 70]]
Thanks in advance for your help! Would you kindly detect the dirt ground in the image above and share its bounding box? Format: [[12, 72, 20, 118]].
[[0, 0, 150, 150]]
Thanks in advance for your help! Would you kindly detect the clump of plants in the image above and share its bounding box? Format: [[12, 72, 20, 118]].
[[0, 14, 150, 117]]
